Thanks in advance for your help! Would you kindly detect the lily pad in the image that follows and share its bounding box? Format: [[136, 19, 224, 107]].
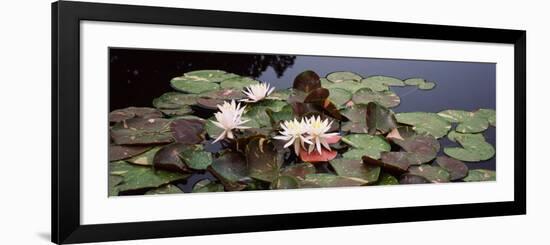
[[407, 165, 451, 183], [271, 175, 300, 189], [395, 112, 451, 138], [303, 173, 367, 187], [126, 146, 161, 166], [109, 145, 152, 161], [245, 100, 287, 128], [199, 88, 246, 100], [145, 184, 183, 195], [366, 102, 398, 135], [443, 132, 495, 162], [110, 118, 174, 145], [153, 92, 197, 109], [328, 88, 352, 107], [184, 70, 239, 83], [170, 118, 205, 144], [192, 179, 225, 192], [153, 143, 193, 173], [293, 70, 321, 93], [326, 71, 362, 83], [109, 161, 189, 192], [280, 162, 316, 180], [377, 173, 399, 185], [109, 107, 163, 123], [375, 152, 416, 173], [322, 80, 364, 93], [404, 78, 436, 90], [196, 97, 224, 110], [360, 75, 405, 92], [268, 89, 292, 100], [220, 76, 259, 90], [299, 148, 338, 163], [437, 109, 489, 133], [108, 174, 123, 196], [399, 174, 430, 184], [463, 169, 496, 182], [179, 144, 212, 170], [160, 107, 193, 117], [209, 152, 248, 191], [170, 76, 220, 94], [341, 104, 367, 122], [329, 158, 381, 183], [475, 109, 496, 127], [391, 127, 440, 164], [341, 134, 391, 160], [352, 88, 400, 108], [435, 156, 468, 180], [266, 104, 294, 126], [246, 137, 282, 182]]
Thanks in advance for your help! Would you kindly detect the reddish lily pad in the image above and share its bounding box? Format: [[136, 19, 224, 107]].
[[302, 173, 368, 187], [435, 156, 468, 180], [196, 97, 224, 110], [109, 107, 163, 123], [280, 162, 316, 180], [299, 148, 338, 163], [153, 143, 192, 174], [153, 92, 198, 109], [366, 102, 398, 135], [126, 146, 161, 166], [109, 145, 152, 161], [170, 118, 205, 144], [399, 174, 430, 184], [407, 165, 451, 183], [110, 118, 174, 145], [199, 88, 246, 100], [246, 137, 282, 182], [391, 127, 440, 164], [293, 70, 321, 93], [329, 159, 381, 183]]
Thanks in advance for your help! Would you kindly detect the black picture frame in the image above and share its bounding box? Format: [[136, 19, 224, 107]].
[[52, 1, 526, 244]]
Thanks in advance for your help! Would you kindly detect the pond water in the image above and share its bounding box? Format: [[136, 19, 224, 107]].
[[110, 48, 496, 192]]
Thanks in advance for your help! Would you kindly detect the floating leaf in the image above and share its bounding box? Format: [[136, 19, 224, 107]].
[[377, 173, 399, 185], [404, 78, 436, 90], [179, 144, 212, 170], [326, 71, 362, 83], [192, 179, 225, 192], [463, 169, 496, 182], [304, 88, 329, 104], [220, 76, 259, 90], [160, 107, 193, 117], [110, 118, 174, 145], [153, 92, 197, 109], [438, 109, 489, 133], [109, 161, 189, 192], [329, 159, 381, 183], [196, 97, 224, 110], [435, 156, 468, 180], [342, 134, 391, 160], [280, 162, 316, 180], [399, 174, 430, 184], [145, 184, 183, 195], [408, 165, 450, 183], [293, 70, 321, 93], [126, 146, 161, 166], [341, 121, 368, 134], [109, 107, 163, 123], [153, 143, 192, 174], [353, 88, 400, 108], [268, 89, 292, 100], [245, 100, 287, 128], [366, 102, 398, 135], [341, 104, 367, 122], [109, 145, 152, 161], [375, 152, 414, 173], [170, 77, 220, 94], [322, 80, 364, 93], [266, 104, 294, 126], [395, 112, 451, 138], [391, 127, 440, 164], [271, 175, 300, 189], [209, 152, 248, 191], [299, 148, 338, 162], [184, 70, 239, 83], [199, 88, 245, 100], [108, 174, 123, 196], [475, 109, 496, 127], [303, 173, 367, 187], [443, 132, 495, 162], [170, 118, 205, 144], [359, 75, 405, 92], [246, 137, 282, 182], [205, 118, 224, 139]]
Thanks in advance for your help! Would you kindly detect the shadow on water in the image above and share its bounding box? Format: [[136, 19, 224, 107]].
[[110, 48, 497, 193]]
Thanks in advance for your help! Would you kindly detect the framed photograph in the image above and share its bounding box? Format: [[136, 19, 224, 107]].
[[52, 1, 526, 244]]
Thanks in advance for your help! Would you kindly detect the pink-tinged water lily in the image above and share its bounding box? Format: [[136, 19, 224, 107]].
[[305, 116, 340, 154], [273, 119, 312, 156], [211, 100, 250, 143], [241, 83, 275, 103]]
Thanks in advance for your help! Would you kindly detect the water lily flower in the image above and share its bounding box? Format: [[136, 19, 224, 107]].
[[305, 116, 339, 154], [241, 83, 275, 103], [273, 119, 312, 156], [211, 100, 250, 143]]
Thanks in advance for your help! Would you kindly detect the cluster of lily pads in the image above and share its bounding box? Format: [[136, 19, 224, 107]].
[[108, 69, 496, 196]]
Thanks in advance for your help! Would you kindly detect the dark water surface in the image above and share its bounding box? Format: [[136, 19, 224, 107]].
[[110, 48, 496, 192]]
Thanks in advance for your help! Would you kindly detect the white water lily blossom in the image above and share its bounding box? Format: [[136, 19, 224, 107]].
[[211, 100, 250, 143], [305, 116, 339, 154], [241, 83, 275, 102], [273, 119, 312, 156]]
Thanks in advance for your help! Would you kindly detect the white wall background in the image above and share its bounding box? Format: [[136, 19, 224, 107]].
[[0, 0, 546, 244]]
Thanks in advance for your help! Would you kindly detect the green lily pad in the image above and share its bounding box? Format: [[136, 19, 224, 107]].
[[376, 152, 417, 173], [196, 98, 224, 110], [366, 102, 398, 135], [109, 145, 151, 161], [268, 89, 292, 100], [192, 179, 225, 192], [108, 174, 124, 196], [322, 80, 364, 93], [159, 107, 193, 117], [199, 88, 246, 100], [245, 100, 287, 128], [326, 71, 362, 83], [110, 118, 174, 145], [179, 144, 212, 170], [352, 88, 400, 108], [475, 109, 496, 127], [246, 137, 282, 182], [328, 88, 352, 107], [126, 146, 161, 166], [209, 152, 248, 191], [170, 118, 205, 144], [341, 134, 391, 160], [153, 92, 198, 109], [145, 184, 183, 195], [443, 132, 495, 162], [329, 158, 381, 183], [341, 104, 367, 122], [360, 75, 405, 92], [109, 161, 189, 193], [377, 173, 399, 185], [408, 165, 451, 183], [438, 110, 489, 133], [170, 76, 220, 94], [404, 78, 436, 90], [153, 143, 193, 174], [391, 127, 440, 164], [463, 169, 496, 182], [266, 104, 294, 126], [395, 112, 451, 138], [341, 121, 368, 134], [109, 107, 163, 123], [302, 173, 367, 187], [184, 70, 239, 83], [399, 174, 430, 184], [293, 70, 321, 93], [280, 162, 316, 180], [271, 175, 300, 189], [435, 156, 468, 180], [220, 76, 259, 90]]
